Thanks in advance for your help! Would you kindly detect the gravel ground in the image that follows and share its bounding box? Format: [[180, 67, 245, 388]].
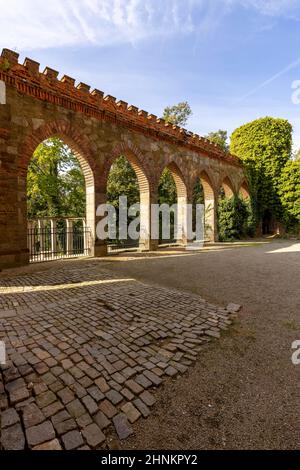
[[99, 240, 300, 449]]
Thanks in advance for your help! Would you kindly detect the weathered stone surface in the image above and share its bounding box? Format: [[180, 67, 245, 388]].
[[33, 439, 62, 450], [143, 371, 162, 386], [133, 398, 150, 418], [0, 260, 233, 450], [55, 418, 77, 436], [106, 389, 123, 405], [1, 423, 25, 450], [113, 413, 134, 440], [140, 391, 156, 407], [99, 399, 118, 419], [66, 399, 86, 418], [125, 379, 144, 395], [121, 402, 141, 423], [26, 421, 55, 447], [82, 423, 105, 448], [62, 430, 84, 450], [22, 403, 45, 428], [9, 387, 30, 405], [36, 390, 56, 408], [226, 303, 242, 313], [82, 395, 98, 415], [76, 413, 93, 429], [165, 366, 178, 377], [1, 408, 20, 428], [51, 410, 70, 426], [94, 411, 111, 430], [135, 374, 152, 389]]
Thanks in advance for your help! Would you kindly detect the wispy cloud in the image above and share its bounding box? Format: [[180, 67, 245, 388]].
[[0, 0, 218, 51], [238, 0, 300, 18], [2, 0, 298, 52], [237, 57, 300, 102]]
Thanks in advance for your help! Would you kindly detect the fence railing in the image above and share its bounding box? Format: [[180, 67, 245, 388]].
[[27, 218, 92, 263]]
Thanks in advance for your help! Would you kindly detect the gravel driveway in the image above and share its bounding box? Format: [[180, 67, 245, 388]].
[[101, 240, 300, 449]]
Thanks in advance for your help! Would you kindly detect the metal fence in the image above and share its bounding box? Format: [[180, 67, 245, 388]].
[[27, 218, 92, 263]]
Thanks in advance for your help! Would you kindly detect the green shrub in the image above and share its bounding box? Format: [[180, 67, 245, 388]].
[[218, 196, 254, 241]]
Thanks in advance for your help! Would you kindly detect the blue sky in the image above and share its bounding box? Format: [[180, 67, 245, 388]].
[[1, 0, 300, 148]]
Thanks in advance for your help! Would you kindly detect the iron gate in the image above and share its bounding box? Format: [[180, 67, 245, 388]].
[[27, 218, 92, 263]]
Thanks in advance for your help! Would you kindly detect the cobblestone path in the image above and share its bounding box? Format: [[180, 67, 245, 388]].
[[0, 261, 234, 450]]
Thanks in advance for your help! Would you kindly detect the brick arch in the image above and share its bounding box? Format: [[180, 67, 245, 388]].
[[19, 120, 100, 187], [162, 160, 188, 200], [101, 141, 153, 196], [19, 119, 100, 245], [239, 179, 250, 199], [102, 141, 154, 251], [198, 170, 217, 201], [220, 175, 235, 198]]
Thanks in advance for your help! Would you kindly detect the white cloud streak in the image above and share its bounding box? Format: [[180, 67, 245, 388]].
[[0, 0, 206, 50], [0, 0, 299, 51], [237, 57, 300, 101]]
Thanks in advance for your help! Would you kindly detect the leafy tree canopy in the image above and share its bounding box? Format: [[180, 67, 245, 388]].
[[279, 159, 300, 226], [27, 138, 85, 218], [205, 129, 229, 152], [230, 117, 292, 226], [107, 156, 139, 209], [158, 168, 177, 206], [163, 101, 192, 127]]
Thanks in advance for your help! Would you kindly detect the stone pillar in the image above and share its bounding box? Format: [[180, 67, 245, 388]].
[[0, 110, 29, 268], [177, 195, 189, 246], [27, 220, 34, 256], [66, 219, 73, 256], [93, 189, 108, 257], [38, 219, 45, 255], [83, 219, 88, 254], [50, 219, 57, 255], [139, 190, 151, 251], [204, 195, 217, 242]]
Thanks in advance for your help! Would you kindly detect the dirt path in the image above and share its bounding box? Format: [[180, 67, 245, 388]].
[[100, 240, 300, 449]]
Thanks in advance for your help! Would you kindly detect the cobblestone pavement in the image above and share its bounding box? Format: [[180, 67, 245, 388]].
[[0, 260, 234, 450]]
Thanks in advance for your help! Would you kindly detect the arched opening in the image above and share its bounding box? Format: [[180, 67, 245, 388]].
[[106, 152, 151, 251], [158, 163, 187, 245], [193, 171, 216, 241], [220, 176, 234, 199], [239, 181, 250, 200], [218, 176, 254, 241], [27, 137, 94, 262]]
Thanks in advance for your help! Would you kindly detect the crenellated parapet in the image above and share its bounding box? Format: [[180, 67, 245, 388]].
[[0, 48, 241, 167]]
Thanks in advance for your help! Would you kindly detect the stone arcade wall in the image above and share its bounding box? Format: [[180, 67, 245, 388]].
[[0, 48, 247, 268]]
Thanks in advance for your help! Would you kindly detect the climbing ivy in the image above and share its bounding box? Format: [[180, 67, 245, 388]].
[[278, 159, 300, 231], [230, 117, 292, 231]]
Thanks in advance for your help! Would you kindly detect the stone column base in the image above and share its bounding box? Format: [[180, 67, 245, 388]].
[[92, 242, 108, 257], [0, 249, 29, 270]]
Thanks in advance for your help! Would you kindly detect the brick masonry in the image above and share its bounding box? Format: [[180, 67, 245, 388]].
[[0, 260, 235, 450], [0, 48, 249, 269]]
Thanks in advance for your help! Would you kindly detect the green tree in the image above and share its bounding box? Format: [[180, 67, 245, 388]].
[[27, 138, 85, 218], [279, 159, 300, 228], [107, 156, 139, 209], [158, 168, 177, 205], [163, 101, 192, 127], [106, 156, 139, 243], [205, 130, 229, 152], [218, 195, 253, 241], [230, 117, 292, 231]]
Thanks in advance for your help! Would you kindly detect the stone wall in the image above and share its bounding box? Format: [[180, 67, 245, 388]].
[[0, 49, 248, 268]]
